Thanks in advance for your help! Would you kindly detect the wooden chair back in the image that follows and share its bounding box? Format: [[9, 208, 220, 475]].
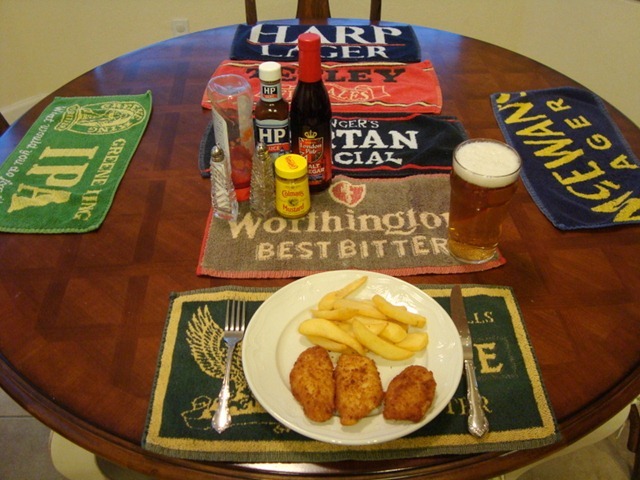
[[0, 113, 9, 136], [245, 0, 382, 25]]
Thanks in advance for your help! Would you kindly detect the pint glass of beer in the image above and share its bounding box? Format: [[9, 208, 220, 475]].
[[447, 139, 522, 264]]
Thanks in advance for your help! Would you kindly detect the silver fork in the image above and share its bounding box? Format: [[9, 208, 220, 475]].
[[212, 299, 246, 433]]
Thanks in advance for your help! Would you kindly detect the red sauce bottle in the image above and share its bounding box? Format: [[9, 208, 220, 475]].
[[290, 33, 333, 192]]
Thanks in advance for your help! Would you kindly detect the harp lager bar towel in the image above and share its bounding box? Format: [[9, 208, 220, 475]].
[[0, 92, 152, 233], [230, 23, 422, 63]]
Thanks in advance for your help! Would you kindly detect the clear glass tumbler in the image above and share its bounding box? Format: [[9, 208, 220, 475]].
[[447, 139, 522, 264], [206, 74, 255, 202]]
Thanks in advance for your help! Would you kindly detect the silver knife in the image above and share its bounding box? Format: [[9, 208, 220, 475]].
[[450, 285, 490, 438]]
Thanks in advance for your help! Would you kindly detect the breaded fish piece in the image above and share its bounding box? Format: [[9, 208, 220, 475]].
[[289, 346, 335, 422], [383, 365, 437, 422], [335, 353, 384, 426]]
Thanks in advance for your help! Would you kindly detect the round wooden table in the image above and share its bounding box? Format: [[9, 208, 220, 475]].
[[1, 20, 639, 480]]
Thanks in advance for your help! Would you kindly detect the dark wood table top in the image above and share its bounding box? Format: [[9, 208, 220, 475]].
[[1, 20, 639, 480]]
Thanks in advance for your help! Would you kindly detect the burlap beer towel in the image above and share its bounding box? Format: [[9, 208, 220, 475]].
[[197, 175, 506, 278], [491, 87, 640, 230], [142, 285, 559, 462], [0, 92, 152, 233]]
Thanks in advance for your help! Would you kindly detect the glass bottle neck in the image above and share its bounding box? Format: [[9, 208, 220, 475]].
[[298, 49, 322, 83]]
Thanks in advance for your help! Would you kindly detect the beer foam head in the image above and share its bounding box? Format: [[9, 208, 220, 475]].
[[453, 139, 521, 188]]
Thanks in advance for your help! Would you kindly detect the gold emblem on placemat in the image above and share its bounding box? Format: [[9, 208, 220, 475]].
[[185, 305, 262, 426], [55, 101, 147, 135]]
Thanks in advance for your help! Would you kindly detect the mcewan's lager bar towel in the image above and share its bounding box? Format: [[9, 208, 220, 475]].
[[230, 23, 422, 63], [142, 285, 559, 462], [491, 87, 640, 230], [0, 92, 152, 233]]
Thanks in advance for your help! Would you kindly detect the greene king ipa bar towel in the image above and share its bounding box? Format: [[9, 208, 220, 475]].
[[0, 92, 152, 233], [201, 60, 442, 115], [230, 24, 422, 63], [491, 87, 640, 230]]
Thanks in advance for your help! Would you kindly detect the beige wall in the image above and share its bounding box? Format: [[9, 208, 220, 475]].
[[1, 0, 639, 126]]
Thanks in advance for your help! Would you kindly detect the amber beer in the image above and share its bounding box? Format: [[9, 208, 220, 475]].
[[447, 139, 521, 263]]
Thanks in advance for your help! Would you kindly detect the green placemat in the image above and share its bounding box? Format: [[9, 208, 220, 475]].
[[0, 92, 152, 233], [142, 285, 559, 462]]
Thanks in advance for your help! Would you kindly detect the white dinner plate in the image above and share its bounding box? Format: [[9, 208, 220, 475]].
[[241, 270, 463, 446]]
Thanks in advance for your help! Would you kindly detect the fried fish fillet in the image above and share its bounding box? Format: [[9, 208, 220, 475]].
[[334, 353, 384, 426], [383, 365, 437, 422], [289, 346, 335, 422]]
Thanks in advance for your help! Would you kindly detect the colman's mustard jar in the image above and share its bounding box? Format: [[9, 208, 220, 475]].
[[274, 154, 311, 218]]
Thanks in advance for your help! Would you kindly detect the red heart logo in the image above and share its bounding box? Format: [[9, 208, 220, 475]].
[[329, 180, 366, 208]]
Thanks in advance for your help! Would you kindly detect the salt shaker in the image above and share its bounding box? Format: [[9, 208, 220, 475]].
[[210, 144, 239, 221], [250, 142, 275, 217]]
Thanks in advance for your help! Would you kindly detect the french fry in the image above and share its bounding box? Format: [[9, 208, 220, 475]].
[[317, 276, 367, 310], [333, 299, 387, 320], [306, 335, 350, 353], [351, 319, 414, 361], [299, 318, 365, 355], [335, 321, 382, 340], [389, 319, 409, 332], [310, 308, 358, 321], [360, 321, 386, 336], [372, 295, 426, 328], [395, 332, 429, 351], [298, 278, 430, 361], [379, 321, 408, 343], [336, 323, 359, 342], [336, 322, 352, 333], [349, 315, 387, 326]]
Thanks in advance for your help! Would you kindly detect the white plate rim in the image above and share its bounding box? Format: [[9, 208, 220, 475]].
[[241, 270, 463, 446]]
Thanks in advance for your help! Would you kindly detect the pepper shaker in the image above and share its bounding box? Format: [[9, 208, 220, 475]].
[[210, 144, 239, 221], [250, 142, 275, 218]]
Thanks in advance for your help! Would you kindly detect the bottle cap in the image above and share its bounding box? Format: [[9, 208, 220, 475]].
[[275, 154, 308, 179], [255, 142, 270, 160], [259, 61, 282, 82], [298, 33, 321, 52], [210, 145, 225, 163]]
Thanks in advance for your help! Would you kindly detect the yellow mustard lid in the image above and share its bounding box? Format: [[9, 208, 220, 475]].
[[275, 154, 307, 180]]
